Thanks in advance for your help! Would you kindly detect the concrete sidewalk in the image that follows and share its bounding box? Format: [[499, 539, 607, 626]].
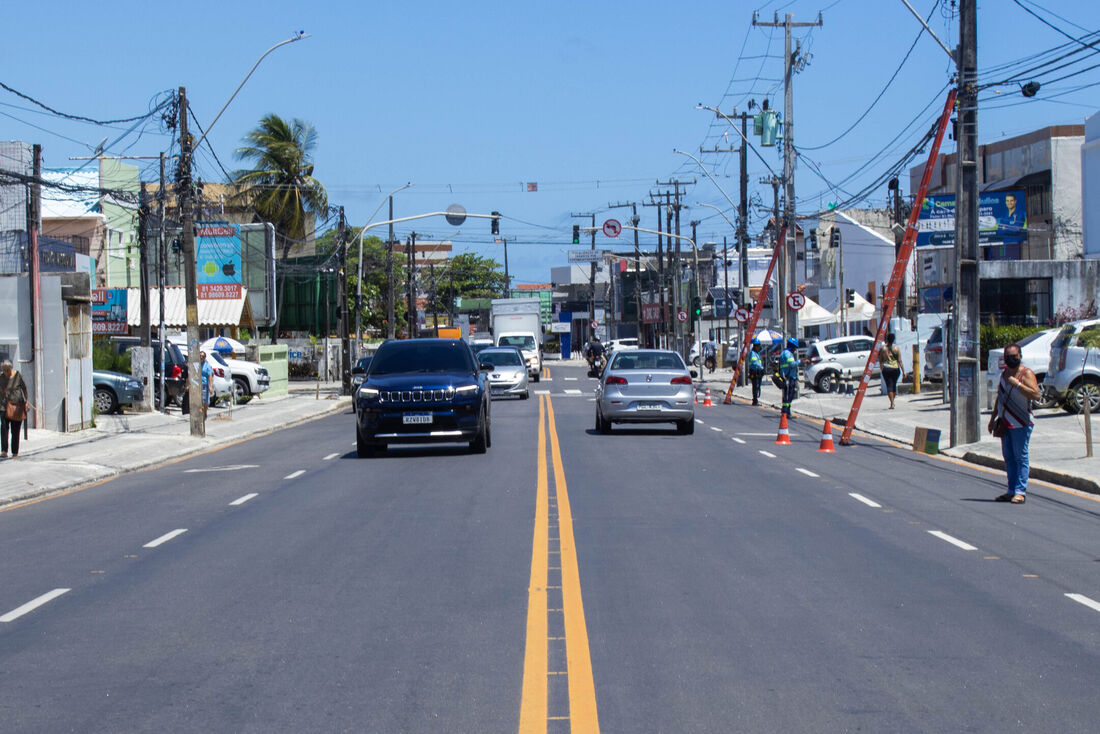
[[0, 382, 352, 508], [695, 366, 1100, 495]]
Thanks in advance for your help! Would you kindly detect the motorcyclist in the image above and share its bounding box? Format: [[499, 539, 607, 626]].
[[585, 335, 605, 369]]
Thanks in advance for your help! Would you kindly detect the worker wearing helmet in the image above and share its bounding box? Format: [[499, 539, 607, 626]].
[[778, 337, 800, 417], [748, 338, 765, 406]]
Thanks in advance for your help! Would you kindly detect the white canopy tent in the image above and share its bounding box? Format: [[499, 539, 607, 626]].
[[834, 291, 878, 322], [795, 296, 837, 327]]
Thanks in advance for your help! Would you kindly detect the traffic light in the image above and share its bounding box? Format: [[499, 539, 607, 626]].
[[846, 288, 857, 308], [830, 228, 841, 249], [692, 296, 702, 317], [491, 211, 500, 236], [808, 230, 818, 250], [572, 225, 580, 244]]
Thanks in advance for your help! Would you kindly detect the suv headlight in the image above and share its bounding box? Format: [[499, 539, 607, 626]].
[[454, 384, 479, 395], [358, 386, 379, 399]]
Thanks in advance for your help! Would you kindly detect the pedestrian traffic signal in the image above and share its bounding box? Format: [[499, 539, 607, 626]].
[[491, 211, 500, 236], [692, 296, 702, 317], [846, 288, 857, 308], [572, 225, 580, 244]]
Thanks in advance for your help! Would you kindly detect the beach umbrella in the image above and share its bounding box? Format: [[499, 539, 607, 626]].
[[202, 336, 245, 355]]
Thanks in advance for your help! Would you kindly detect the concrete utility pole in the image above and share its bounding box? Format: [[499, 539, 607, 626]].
[[157, 153, 168, 412], [762, 176, 783, 329], [570, 212, 597, 337], [28, 144, 43, 429], [754, 11, 822, 341], [951, 0, 981, 445], [387, 196, 396, 339], [657, 179, 694, 356], [177, 87, 204, 437], [138, 183, 151, 348], [338, 207, 352, 395], [406, 232, 417, 338], [642, 195, 667, 348]]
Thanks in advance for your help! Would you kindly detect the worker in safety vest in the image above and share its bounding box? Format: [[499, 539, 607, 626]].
[[748, 339, 765, 406], [778, 337, 800, 417]]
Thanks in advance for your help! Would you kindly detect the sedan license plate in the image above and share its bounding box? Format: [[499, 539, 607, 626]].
[[637, 402, 662, 411], [402, 413, 433, 425]]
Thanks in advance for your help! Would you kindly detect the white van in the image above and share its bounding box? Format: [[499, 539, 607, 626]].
[[496, 332, 541, 381]]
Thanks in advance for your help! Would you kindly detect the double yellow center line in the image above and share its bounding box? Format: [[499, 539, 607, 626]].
[[519, 394, 600, 732]]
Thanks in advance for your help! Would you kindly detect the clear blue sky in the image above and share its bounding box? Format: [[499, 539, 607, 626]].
[[2, 0, 1097, 285]]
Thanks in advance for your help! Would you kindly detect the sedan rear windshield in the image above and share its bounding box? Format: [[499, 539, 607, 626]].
[[480, 350, 523, 367], [369, 342, 474, 375], [610, 352, 685, 371]]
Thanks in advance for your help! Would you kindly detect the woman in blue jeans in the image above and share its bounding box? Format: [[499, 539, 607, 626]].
[[987, 344, 1041, 504]]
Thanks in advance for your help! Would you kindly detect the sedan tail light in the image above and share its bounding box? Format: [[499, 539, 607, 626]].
[[670, 376, 693, 385], [170, 365, 182, 379], [928, 345, 942, 354], [605, 376, 628, 385], [214, 367, 225, 377]]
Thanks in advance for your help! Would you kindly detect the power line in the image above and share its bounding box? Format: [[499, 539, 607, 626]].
[[0, 82, 174, 125]]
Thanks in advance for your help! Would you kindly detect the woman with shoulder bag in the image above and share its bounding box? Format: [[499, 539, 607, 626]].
[[987, 344, 1041, 504], [878, 332, 905, 409], [0, 359, 28, 459]]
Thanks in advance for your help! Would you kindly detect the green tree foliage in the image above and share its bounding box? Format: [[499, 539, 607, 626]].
[[232, 114, 328, 258], [979, 323, 1044, 365], [315, 227, 408, 336], [426, 253, 508, 315]]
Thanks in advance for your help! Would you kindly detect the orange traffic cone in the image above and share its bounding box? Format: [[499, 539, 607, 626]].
[[818, 419, 835, 453], [694, 387, 701, 404], [703, 387, 713, 407], [775, 413, 791, 445]]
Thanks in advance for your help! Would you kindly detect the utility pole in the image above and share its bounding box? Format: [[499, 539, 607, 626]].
[[656, 179, 694, 356], [338, 207, 352, 395], [754, 11, 822, 341], [386, 196, 396, 339], [177, 86, 204, 437], [406, 232, 417, 338], [157, 152, 168, 412], [642, 197, 666, 348], [691, 219, 700, 350], [502, 238, 510, 297], [570, 212, 597, 337], [28, 144, 43, 429], [951, 0, 981, 445], [762, 176, 783, 330], [138, 183, 151, 348]]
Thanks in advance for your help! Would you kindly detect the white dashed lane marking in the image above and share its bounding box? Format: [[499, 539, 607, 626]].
[[928, 530, 977, 551], [732, 437, 746, 444], [284, 470, 306, 480], [709, 426, 723, 432], [230, 493, 258, 506], [564, 377, 578, 381], [564, 389, 582, 395], [323, 453, 340, 461], [1066, 593, 1100, 614], [759, 450, 776, 458], [143, 529, 188, 549], [849, 493, 882, 508], [535, 390, 550, 395], [695, 419, 704, 424], [0, 589, 71, 623], [796, 468, 819, 478]]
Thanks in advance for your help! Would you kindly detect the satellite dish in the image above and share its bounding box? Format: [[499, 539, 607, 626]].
[[445, 204, 467, 226]]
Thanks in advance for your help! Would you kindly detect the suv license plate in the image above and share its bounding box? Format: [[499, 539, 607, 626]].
[[403, 413, 433, 425], [638, 402, 662, 411]]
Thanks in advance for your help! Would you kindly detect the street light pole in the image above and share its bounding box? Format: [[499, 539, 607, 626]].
[[356, 182, 411, 354], [621, 224, 701, 362]]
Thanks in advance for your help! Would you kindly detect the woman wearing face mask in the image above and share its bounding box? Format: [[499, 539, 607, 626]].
[[987, 343, 1041, 504]]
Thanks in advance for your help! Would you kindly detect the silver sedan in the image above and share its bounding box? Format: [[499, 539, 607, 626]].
[[594, 349, 696, 434], [477, 346, 530, 400]]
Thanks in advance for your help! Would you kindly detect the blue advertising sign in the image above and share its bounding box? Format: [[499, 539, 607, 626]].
[[916, 189, 1027, 248], [92, 288, 128, 334], [196, 222, 242, 299]]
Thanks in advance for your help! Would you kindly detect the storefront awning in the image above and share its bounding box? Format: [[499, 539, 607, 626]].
[[126, 286, 254, 329]]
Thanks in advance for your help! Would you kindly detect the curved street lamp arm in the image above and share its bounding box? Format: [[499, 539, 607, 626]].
[[192, 32, 311, 152]]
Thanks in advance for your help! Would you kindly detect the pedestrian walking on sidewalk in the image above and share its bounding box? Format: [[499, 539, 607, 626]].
[[748, 339, 765, 406], [779, 337, 800, 417], [879, 332, 904, 409], [988, 344, 1041, 504], [0, 359, 27, 459]]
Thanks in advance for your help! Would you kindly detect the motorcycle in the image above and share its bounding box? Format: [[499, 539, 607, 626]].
[[587, 352, 605, 377]]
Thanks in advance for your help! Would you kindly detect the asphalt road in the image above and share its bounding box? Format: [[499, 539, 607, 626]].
[[1, 362, 1099, 732]]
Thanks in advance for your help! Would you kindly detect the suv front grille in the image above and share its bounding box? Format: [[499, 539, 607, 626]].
[[379, 388, 455, 403]]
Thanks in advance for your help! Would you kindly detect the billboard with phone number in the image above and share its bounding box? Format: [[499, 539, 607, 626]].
[[92, 288, 128, 334], [916, 189, 1027, 248], [196, 223, 242, 299]]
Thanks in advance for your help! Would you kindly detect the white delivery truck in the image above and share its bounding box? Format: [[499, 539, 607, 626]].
[[490, 297, 544, 381]]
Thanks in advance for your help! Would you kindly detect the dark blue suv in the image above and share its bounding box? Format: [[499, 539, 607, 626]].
[[354, 338, 492, 457]]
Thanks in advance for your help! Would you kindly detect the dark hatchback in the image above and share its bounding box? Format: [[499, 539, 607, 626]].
[[354, 338, 491, 457]]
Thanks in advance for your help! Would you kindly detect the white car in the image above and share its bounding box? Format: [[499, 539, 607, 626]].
[[804, 335, 878, 393], [169, 336, 269, 404], [985, 327, 1060, 410], [207, 352, 234, 404], [606, 338, 640, 353]]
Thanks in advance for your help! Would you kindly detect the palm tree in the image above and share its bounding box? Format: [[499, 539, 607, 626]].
[[233, 114, 328, 341]]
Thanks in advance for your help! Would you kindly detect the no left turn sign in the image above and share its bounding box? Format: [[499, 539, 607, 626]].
[[786, 292, 806, 311], [676, 310, 688, 322], [734, 307, 750, 323], [602, 219, 622, 238]]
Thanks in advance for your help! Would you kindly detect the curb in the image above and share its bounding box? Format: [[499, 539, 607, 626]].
[[0, 397, 353, 510]]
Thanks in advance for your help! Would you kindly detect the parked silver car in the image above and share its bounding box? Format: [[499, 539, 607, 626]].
[[1046, 319, 1100, 413], [477, 346, 530, 399], [93, 369, 144, 414], [594, 349, 696, 434]]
